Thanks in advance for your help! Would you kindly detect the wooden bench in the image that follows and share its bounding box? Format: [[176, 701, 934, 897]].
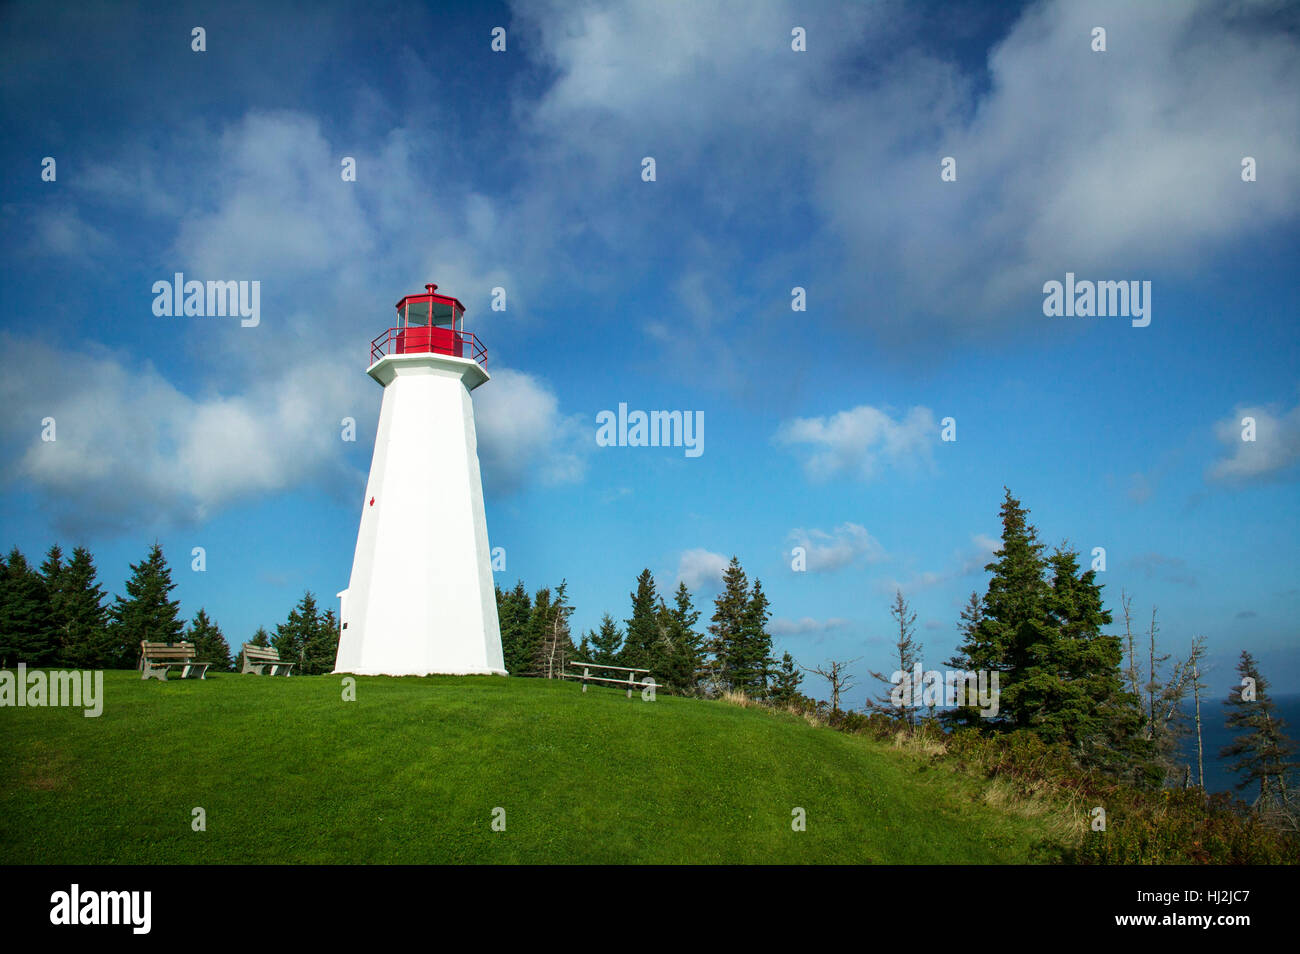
[[139, 641, 211, 681], [563, 661, 655, 698], [240, 643, 295, 676]]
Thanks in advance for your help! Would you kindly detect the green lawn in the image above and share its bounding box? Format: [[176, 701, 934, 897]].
[[1, 670, 1062, 863]]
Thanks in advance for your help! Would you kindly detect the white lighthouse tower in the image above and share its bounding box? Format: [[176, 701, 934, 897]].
[[334, 283, 506, 676]]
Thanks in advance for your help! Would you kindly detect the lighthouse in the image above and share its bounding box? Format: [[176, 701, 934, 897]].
[[334, 283, 506, 676]]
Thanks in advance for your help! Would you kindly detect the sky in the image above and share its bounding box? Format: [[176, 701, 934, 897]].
[[1, 0, 1297, 711]]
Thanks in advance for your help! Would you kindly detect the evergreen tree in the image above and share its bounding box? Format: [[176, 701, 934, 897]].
[[56, 547, 113, 668], [659, 582, 704, 692], [303, 607, 340, 675], [1037, 548, 1141, 757], [1221, 651, 1297, 808], [521, 586, 553, 677], [531, 581, 576, 678], [735, 578, 775, 697], [588, 613, 624, 666], [39, 544, 66, 657], [949, 489, 1051, 730], [622, 569, 661, 672], [187, 608, 233, 671], [771, 651, 804, 706], [496, 581, 533, 675], [109, 543, 184, 667], [0, 548, 56, 666], [707, 556, 750, 693], [273, 592, 327, 674]]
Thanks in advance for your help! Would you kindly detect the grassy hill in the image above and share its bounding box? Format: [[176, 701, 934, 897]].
[[1, 671, 1069, 864]]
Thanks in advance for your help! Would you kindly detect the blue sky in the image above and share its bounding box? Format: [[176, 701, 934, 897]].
[[1, 0, 1297, 709]]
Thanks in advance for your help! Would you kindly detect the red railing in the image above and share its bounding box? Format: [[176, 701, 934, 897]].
[[369, 327, 488, 368]]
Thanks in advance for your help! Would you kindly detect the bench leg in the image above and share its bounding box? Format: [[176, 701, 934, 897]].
[[141, 664, 168, 682]]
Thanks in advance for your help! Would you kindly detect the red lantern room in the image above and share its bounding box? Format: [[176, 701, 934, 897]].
[[370, 282, 487, 368]]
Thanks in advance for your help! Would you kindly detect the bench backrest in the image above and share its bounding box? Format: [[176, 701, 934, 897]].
[[569, 660, 650, 674], [140, 641, 197, 661], [241, 644, 283, 663]]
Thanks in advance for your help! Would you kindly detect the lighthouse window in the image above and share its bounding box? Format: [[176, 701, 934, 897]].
[[404, 302, 429, 327], [431, 301, 454, 326]]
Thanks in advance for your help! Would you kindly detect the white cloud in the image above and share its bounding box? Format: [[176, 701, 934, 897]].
[[0, 334, 359, 533], [515, 0, 1300, 339], [775, 405, 937, 482], [788, 522, 886, 572], [474, 368, 589, 495], [5, 106, 585, 530], [675, 548, 730, 591], [770, 616, 850, 637], [172, 111, 378, 280], [1208, 401, 1300, 483], [0, 334, 585, 533]]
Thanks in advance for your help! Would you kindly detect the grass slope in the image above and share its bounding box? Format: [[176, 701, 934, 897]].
[[1, 671, 1060, 863]]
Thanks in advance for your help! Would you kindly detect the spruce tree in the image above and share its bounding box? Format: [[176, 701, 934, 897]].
[[0, 548, 56, 666], [1221, 651, 1297, 808], [589, 613, 624, 666], [39, 544, 66, 657], [520, 586, 554, 677], [771, 651, 804, 706], [622, 569, 661, 672], [496, 581, 533, 675], [273, 592, 320, 673], [735, 578, 775, 697], [707, 556, 750, 693], [303, 607, 340, 675], [109, 543, 184, 667], [187, 608, 233, 671], [57, 547, 112, 668], [659, 582, 703, 692], [951, 489, 1051, 730], [1037, 548, 1140, 757]]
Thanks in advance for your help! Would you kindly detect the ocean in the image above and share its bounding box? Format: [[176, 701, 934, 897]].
[[1174, 694, 1300, 796]]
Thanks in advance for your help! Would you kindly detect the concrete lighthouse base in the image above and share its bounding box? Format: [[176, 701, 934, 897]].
[[334, 352, 506, 677]]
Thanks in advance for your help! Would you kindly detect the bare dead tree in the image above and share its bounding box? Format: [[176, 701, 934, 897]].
[[867, 589, 922, 726], [1146, 606, 1168, 731], [805, 658, 860, 718], [1190, 634, 1208, 789], [1121, 589, 1141, 700]]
